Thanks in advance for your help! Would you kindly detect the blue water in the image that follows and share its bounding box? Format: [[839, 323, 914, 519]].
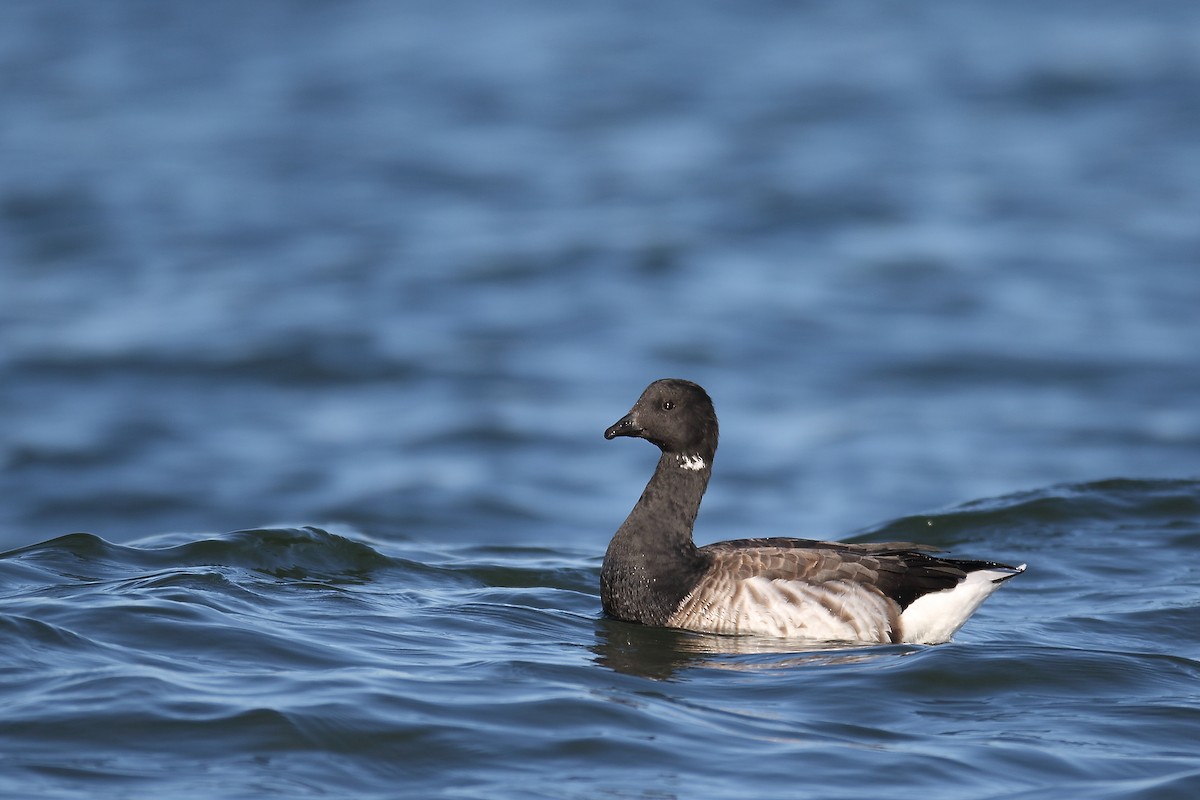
[[2, 2, 1200, 798], [3, 483, 1199, 798]]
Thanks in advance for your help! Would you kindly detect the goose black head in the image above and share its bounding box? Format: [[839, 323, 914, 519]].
[[604, 378, 719, 461]]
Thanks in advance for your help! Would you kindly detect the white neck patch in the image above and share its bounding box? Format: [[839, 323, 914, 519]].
[[677, 454, 706, 471]]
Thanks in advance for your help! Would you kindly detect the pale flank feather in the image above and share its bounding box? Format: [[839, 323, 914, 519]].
[[670, 575, 899, 642]]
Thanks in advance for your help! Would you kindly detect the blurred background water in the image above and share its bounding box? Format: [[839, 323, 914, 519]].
[[1, 2, 1199, 798]]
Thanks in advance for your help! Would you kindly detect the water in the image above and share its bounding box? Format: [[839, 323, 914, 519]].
[[2, 2, 1199, 798], [3, 482, 1199, 798]]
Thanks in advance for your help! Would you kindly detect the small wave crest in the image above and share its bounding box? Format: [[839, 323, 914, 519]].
[[852, 478, 1200, 547], [0, 526, 397, 584]]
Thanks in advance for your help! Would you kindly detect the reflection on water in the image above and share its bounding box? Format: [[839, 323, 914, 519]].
[[592, 618, 921, 679]]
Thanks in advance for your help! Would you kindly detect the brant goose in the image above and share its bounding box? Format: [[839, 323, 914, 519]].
[[602, 379, 1024, 644]]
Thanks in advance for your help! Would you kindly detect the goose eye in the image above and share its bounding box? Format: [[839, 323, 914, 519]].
[[662, 401, 675, 411]]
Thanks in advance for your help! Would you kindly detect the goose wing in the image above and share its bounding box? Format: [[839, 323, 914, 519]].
[[667, 539, 993, 642], [703, 538, 984, 607]]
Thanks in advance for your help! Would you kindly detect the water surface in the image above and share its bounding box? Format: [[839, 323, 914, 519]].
[[3, 480, 1199, 798], [2, 2, 1199, 798]]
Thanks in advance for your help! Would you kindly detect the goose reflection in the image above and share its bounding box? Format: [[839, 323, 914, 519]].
[[592, 618, 920, 679]]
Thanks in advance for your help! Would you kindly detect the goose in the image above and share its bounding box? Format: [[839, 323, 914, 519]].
[[601, 378, 1024, 644]]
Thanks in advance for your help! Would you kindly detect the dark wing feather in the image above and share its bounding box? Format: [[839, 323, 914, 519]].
[[705, 536, 941, 554]]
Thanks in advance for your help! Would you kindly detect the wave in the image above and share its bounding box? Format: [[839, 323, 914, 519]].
[[0, 526, 398, 584], [1, 479, 1198, 800], [0, 526, 601, 657], [851, 477, 1200, 547]]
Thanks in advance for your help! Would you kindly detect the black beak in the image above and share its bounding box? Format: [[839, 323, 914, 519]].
[[604, 413, 643, 440]]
